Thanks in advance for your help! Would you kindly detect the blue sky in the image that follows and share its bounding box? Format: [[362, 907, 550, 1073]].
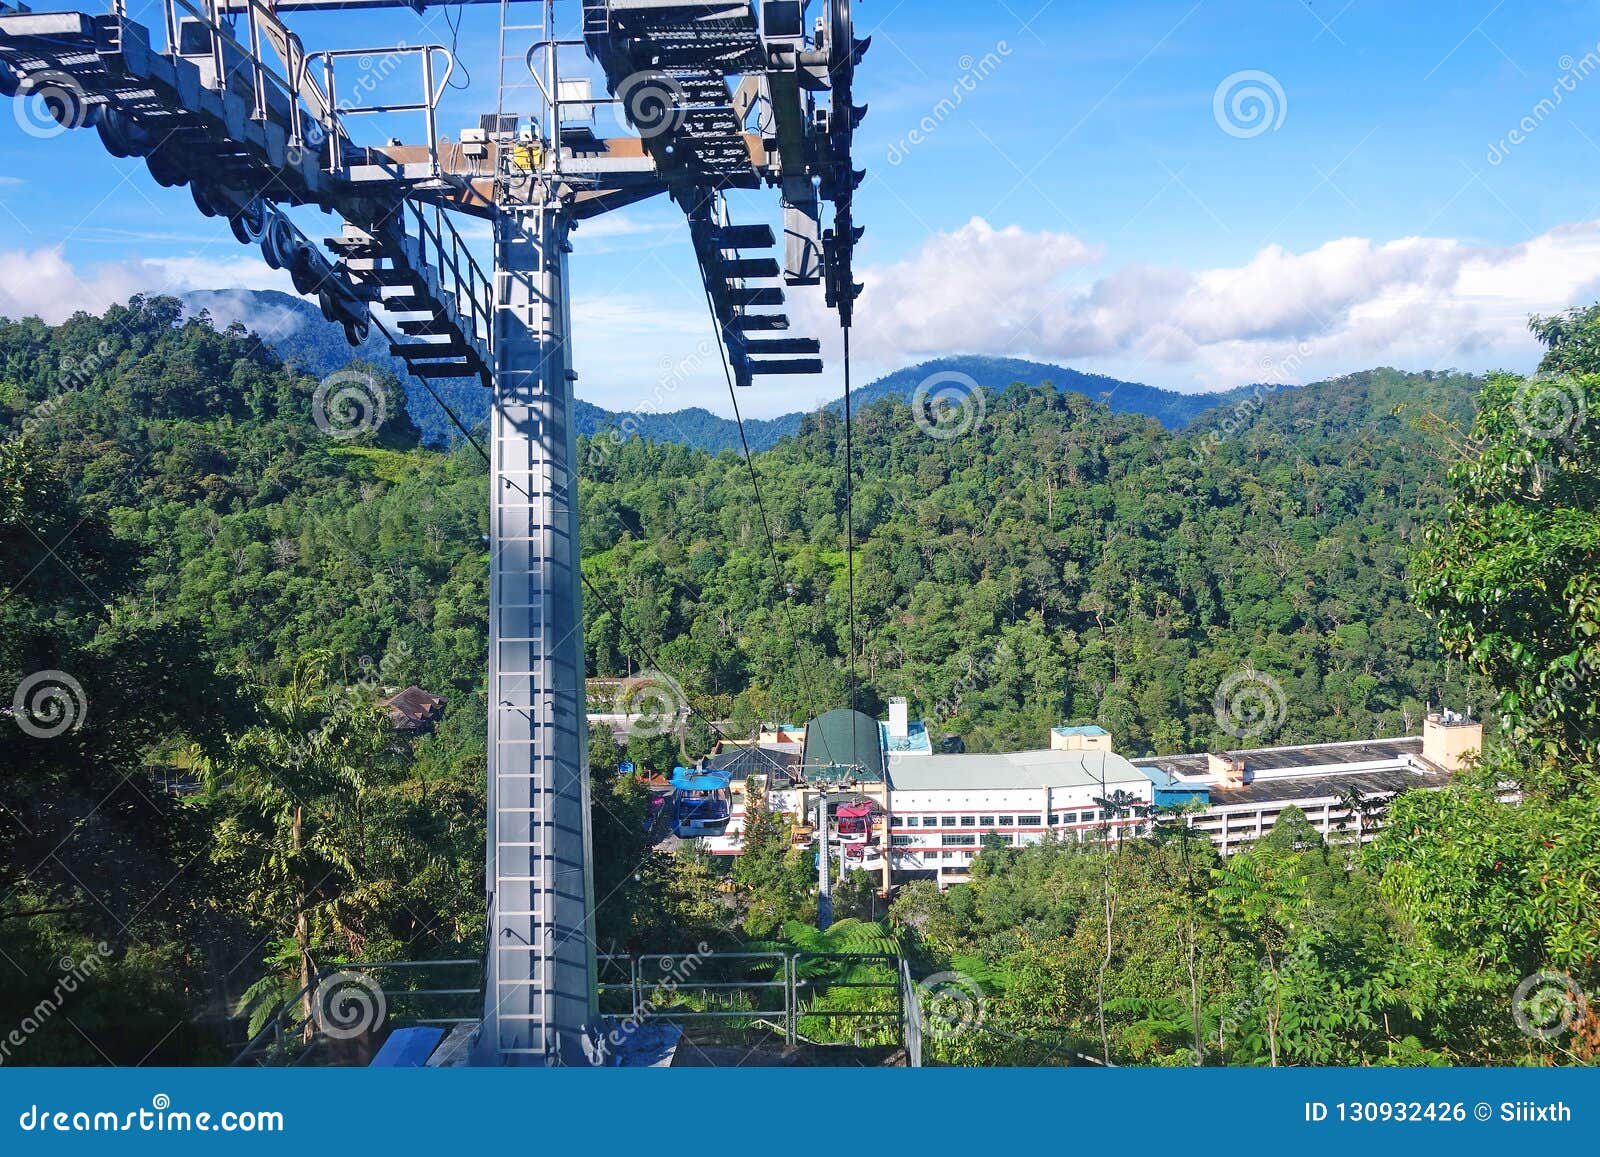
[[4, 0, 1600, 417]]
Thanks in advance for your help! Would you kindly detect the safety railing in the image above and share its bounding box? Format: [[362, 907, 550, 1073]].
[[232, 959, 481, 1067], [596, 950, 908, 1060], [304, 44, 455, 175], [155, 0, 455, 177], [900, 957, 923, 1067], [405, 198, 495, 350], [161, 0, 325, 158]]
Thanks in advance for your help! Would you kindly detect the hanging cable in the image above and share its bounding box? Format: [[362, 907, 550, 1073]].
[[442, 0, 472, 91], [841, 323, 858, 715], [699, 278, 787, 603], [693, 196, 788, 605], [366, 311, 489, 461]]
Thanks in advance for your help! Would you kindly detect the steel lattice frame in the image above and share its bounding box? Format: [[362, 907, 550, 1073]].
[[0, 0, 864, 1067]]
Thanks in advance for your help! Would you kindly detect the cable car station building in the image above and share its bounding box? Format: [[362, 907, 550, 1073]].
[[692, 705, 1482, 888]]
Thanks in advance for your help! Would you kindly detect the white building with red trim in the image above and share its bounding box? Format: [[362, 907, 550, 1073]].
[[884, 749, 1154, 886]]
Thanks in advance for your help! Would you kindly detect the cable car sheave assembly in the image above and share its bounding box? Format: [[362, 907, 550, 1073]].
[[0, 0, 865, 1065]]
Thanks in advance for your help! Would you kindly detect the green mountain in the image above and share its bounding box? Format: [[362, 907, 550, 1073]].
[[11, 294, 1582, 1073], [183, 291, 1248, 451], [843, 354, 1248, 429]]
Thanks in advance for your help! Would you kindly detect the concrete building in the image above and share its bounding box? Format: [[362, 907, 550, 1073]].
[[886, 748, 1153, 885], [1132, 711, 1483, 855], [1422, 708, 1482, 771], [1051, 724, 1113, 752], [687, 705, 1485, 878], [697, 713, 1150, 888]]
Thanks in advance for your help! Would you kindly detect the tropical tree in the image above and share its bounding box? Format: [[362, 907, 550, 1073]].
[[202, 651, 400, 1031], [1211, 838, 1310, 1066]]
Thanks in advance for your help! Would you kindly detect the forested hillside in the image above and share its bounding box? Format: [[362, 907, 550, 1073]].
[[0, 295, 1555, 1067], [582, 366, 1484, 752], [184, 290, 1240, 451], [4, 296, 1482, 759]]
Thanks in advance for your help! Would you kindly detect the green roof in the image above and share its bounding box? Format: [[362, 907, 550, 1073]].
[[802, 709, 886, 782]]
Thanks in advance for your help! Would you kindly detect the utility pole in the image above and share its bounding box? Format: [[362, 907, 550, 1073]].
[[816, 791, 832, 930]]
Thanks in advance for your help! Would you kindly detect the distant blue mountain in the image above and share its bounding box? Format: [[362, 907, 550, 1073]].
[[184, 290, 1250, 450], [841, 355, 1246, 431]]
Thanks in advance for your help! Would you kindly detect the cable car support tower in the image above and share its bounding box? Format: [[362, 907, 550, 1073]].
[[0, 0, 865, 1065]]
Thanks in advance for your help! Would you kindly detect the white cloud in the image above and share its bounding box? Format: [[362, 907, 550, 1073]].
[[829, 215, 1600, 390], [184, 287, 306, 340], [8, 214, 1600, 414], [0, 245, 290, 324]]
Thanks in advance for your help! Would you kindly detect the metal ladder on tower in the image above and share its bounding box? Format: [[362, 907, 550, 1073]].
[[480, 201, 597, 1066], [496, 0, 548, 147], [475, 0, 598, 1068]]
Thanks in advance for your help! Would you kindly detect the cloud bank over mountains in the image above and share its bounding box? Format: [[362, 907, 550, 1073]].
[[5, 213, 1596, 405]]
